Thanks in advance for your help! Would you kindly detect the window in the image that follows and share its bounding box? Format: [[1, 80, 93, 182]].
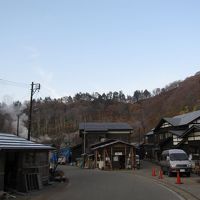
[[165, 132, 172, 138], [170, 153, 188, 161], [159, 134, 164, 140]]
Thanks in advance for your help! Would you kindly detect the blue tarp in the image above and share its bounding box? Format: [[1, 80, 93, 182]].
[[50, 147, 72, 163]]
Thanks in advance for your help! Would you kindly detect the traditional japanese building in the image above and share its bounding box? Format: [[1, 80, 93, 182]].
[[143, 130, 154, 159], [153, 110, 200, 160]]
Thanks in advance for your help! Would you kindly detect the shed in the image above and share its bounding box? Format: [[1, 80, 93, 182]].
[[79, 122, 133, 154], [0, 133, 54, 193], [91, 139, 136, 170]]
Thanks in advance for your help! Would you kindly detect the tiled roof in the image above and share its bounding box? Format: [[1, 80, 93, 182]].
[[181, 125, 200, 138], [0, 133, 53, 150], [145, 131, 154, 136], [164, 110, 200, 126], [169, 130, 185, 137]]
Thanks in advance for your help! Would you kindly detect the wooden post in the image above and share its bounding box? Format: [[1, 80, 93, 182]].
[[110, 147, 113, 170], [131, 147, 135, 170], [133, 147, 136, 169], [111, 147, 113, 170], [125, 146, 127, 169], [103, 148, 106, 169], [95, 150, 97, 168], [105, 148, 112, 170], [132, 147, 136, 170]]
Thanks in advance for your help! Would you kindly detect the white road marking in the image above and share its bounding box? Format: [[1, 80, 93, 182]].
[[156, 183, 186, 200]]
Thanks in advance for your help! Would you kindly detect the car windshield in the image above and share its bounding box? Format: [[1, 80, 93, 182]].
[[170, 153, 188, 161]]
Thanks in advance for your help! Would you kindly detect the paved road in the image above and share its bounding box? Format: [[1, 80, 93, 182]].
[[36, 166, 183, 200], [135, 160, 200, 200]]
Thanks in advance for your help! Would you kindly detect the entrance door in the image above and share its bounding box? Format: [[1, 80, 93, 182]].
[[0, 153, 5, 191], [119, 155, 125, 169], [4, 152, 19, 190], [112, 155, 125, 169]]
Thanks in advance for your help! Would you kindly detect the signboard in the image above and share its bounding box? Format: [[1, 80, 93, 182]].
[[115, 152, 123, 156], [113, 156, 119, 161]]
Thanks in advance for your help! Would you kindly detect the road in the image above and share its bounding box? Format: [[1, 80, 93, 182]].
[[30, 165, 184, 200]]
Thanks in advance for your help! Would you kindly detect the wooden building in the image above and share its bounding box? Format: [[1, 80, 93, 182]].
[[153, 110, 200, 160], [0, 133, 53, 193], [79, 122, 133, 155], [71, 143, 82, 163], [90, 139, 136, 170], [143, 130, 154, 159]]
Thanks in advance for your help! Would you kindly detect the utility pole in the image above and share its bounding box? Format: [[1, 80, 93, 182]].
[[17, 113, 23, 136], [83, 121, 86, 154], [28, 82, 40, 140], [139, 128, 141, 144], [17, 114, 20, 136]]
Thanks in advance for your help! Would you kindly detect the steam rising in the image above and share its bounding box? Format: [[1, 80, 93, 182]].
[[0, 101, 28, 139]]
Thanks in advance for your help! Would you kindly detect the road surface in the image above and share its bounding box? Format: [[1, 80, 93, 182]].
[[30, 166, 184, 200]]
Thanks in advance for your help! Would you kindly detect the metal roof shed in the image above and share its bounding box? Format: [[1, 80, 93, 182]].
[[0, 133, 54, 193], [0, 133, 53, 150], [90, 139, 136, 170]]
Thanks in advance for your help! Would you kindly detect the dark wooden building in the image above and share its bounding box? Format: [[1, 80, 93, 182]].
[[143, 130, 154, 159], [153, 110, 200, 160], [71, 143, 82, 163], [0, 133, 53, 193], [90, 139, 136, 170], [79, 122, 133, 155]]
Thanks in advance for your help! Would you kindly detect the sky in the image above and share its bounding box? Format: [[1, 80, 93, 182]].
[[0, 0, 200, 103]]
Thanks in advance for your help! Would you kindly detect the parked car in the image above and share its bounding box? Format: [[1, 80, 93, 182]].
[[160, 149, 192, 177]]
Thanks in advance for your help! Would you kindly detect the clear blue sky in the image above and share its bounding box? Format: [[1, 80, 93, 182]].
[[0, 0, 199, 102]]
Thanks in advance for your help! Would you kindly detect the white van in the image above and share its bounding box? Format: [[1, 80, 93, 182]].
[[160, 149, 192, 177]]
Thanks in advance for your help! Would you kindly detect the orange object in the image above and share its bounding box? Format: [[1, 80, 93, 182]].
[[152, 168, 156, 176], [176, 171, 182, 184], [159, 169, 163, 179]]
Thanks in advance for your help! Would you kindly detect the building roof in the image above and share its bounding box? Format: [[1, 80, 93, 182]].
[[181, 125, 200, 138], [91, 139, 134, 150], [169, 130, 185, 137], [79, 122, 133, 132], [145, 131, 154, 136], [90, 139, 116, 149], [155, 110, 200, 130], [0, 133, 54, 150], [176, 125, 200, 146], [164, 110, 200, 126]]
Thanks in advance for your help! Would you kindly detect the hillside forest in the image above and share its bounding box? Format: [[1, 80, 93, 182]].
[[0, 72, 200, 144]]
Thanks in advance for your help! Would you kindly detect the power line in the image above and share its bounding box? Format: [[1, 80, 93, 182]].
[[0, 78, 29, 88]]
